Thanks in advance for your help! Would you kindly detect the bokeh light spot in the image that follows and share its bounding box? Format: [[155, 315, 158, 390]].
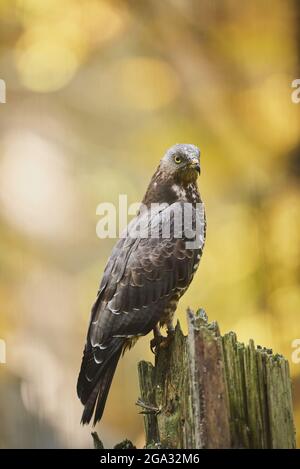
[[118, 57, 180, 111], [15, 40, 79, 92], [0, 131, 75, 240]]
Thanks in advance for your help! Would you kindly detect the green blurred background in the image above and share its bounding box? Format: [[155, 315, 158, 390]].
[[0, 0, 299, 448]]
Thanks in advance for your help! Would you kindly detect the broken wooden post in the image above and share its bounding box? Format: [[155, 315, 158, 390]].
[[137, 309, 296, 449]]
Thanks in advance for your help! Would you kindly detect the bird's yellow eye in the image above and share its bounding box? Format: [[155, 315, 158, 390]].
[[174, 155, 182, 164]]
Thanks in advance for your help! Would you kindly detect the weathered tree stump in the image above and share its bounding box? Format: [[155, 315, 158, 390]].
[[137, 309, 296, 449]]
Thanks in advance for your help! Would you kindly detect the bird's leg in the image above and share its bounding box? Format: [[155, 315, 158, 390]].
[[150, 324, 164, 354], [167, 319, 175, 337], [159, 319, 175, 348], [150, 320, 176, 354]]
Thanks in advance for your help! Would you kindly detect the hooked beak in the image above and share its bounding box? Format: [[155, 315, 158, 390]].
[[189, 158, 200, 175]]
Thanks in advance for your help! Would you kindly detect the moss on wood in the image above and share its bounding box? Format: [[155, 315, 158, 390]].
[[137, 309, 296, 449]]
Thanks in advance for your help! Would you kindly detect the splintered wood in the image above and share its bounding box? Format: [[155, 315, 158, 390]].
[[137, 309, 296, 449]]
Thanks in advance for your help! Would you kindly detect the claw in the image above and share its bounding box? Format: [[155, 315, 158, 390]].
[[150, 335, 165, 354], [150, 329, 175, 354]]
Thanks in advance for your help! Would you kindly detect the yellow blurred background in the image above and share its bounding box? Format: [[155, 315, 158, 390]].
[[0, 0, 299, 448]]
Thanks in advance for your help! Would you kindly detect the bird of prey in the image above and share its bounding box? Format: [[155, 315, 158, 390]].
[[77, 144, 206, 425]]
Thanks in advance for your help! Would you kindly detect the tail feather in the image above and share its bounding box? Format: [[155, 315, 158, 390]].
[[93, 348, 122, 425], [80, 347, 122, 425], [81, 382, 100, 425]]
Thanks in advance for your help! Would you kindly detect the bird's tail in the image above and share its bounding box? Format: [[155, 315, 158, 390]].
[[80, 346, 123, 426]]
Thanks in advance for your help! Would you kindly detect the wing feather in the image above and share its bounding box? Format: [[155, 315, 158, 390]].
[[77, 201, 206, 421]]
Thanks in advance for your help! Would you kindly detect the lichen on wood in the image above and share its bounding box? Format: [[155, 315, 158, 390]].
[[137, 309, 296, 449]]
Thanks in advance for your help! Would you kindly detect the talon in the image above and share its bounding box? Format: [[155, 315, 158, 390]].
[[159, 333, 174, 349], [150, 335, 165, 354], [150, 323, 175, 354], [150, 333, 175, 353], [167, 327, 175, 337]]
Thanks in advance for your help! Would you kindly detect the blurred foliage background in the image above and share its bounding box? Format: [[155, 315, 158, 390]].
[[0, 0, 299, 448]]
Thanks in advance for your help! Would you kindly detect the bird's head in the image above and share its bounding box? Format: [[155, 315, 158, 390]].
[[160, 144, 201, 184]]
